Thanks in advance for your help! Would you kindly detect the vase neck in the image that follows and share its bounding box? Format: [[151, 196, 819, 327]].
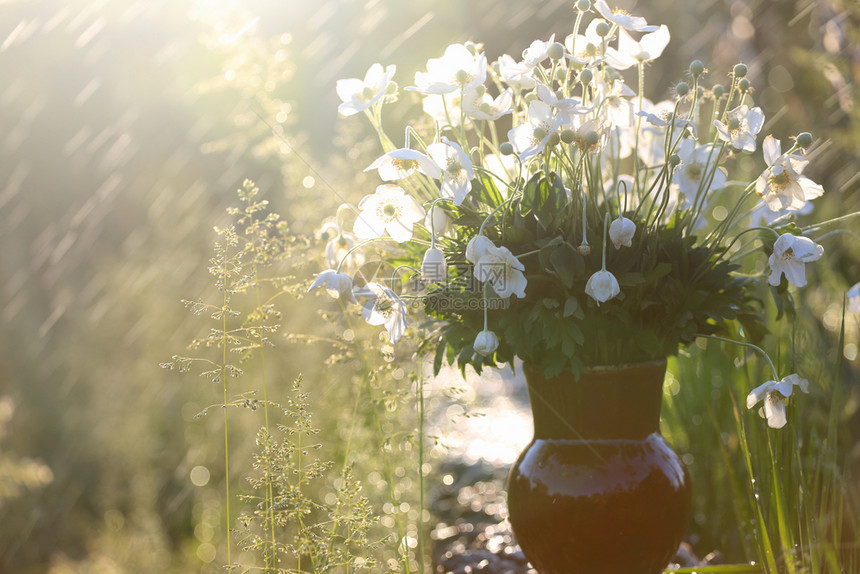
[[523, 361, 667, 440]]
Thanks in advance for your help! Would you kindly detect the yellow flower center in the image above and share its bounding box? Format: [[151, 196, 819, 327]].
[[393, 158, 418, 172], [378, 201, 401, 223]]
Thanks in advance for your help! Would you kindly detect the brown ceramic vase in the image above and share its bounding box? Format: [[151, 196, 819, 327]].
[[506, 360, 691, 574]]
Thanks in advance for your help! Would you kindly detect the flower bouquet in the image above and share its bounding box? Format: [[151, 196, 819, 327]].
[[308, 1, 849, 571]]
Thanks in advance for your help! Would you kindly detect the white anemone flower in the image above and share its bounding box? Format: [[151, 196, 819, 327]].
[[756, 135, 824, 212], [308, 269, 358, 304], [565, 21, 608, 66], [464, 88, 513, 121], [767, 233, 824, 287], [593, 0, 660, 32], [355, 282, 408, 344], [714, 105, 764, 152], [594, 76, 635, 128], [473, 329, 500, 357], [508, 100, 570, 160], [746, 374, 809, 429], [422, 90, 464, 127], [336, 63, 396, 117], [674, 140, 727, 198], [365, 149, 441, 181], [325, 231, 364, 270], [497, 54, 537, 90], [536, 83, 591, 116], [465, 235, 495, 264], [474, 244, 528, 299], [848, 282, 860, 314], [585, 269, 620, 305], [353, 184, 426, 243], [521, 34, 556, 69], [421, 247, 447, 283], [427, 137, 475, 206], [609, 216, 636, 249], [411, 44, 487, 95], [605, 26, 670, 71]]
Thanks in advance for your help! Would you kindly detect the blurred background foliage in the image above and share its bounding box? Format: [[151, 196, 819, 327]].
[[0, 0, 858, 572]]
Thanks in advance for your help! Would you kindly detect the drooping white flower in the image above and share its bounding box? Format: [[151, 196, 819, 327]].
[[507, 100, 570, 160], [355, 282, 408, 344], [585, 269, 620, 305], [365, 148, 442, 181], [336, 63, 396, 117], [674, 140, 727, 198], [483, 152, 518, 188], [593, 0, 660, 32], [427, 137, 475, 206], [465, 235, 495, 264], [767, 233, 824, 287], [421, 247, 447, 283], [308, 269, 358, 304], [474, 244, 528, 298], [746, 374, 810, 429], [325, 231, 363, 270], [473, 329, 500, 357], [569, 115, 606, 154], [848, 282, 860, 314], [353, 184, 426, 243], [464, 88, 513, 121], [609, 216, 636, 249], [755, 135, 824, 212], [714, 105, 765, 152], [497, 54, 536, 90], [411, 44, 487, 95], [425, 207, 451, 237], [604, 26, 670, 71]]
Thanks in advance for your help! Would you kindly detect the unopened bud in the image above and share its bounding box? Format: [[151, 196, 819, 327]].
[[548, 132, 561, 147], [575, 0, 591, 11], [712, 84, 725, 99], [561, 129, 576, 144], [579, 68, 593, 84], [733, 63, 748, 78], [689, 60, 705, 77], [675, 82, 689, 97], [796, 132, 813, 148], [548, 42, 565, 61], [584, 130, 600, 146], [595, 21, 610, 37], [669, 154, 681, 167], [465, 41, 477, 55], [499, 142, 514, 156], [738, 78, 750, 92]]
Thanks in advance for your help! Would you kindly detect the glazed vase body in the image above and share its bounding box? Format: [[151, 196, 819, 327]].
[[506, 360, 691, 574]]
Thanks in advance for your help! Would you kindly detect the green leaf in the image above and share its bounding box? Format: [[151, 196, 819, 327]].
[[473, 172, 504, 209], [519, 171, 545, 217], [550, 244, 578, 288], [563, 297, 579, 318]]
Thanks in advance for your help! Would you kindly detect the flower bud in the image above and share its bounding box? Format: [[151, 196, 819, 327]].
[[584, 130, 600, 146], [609, 216, 636, 249], [689, 60, 705, 77], [675, 82, 689, 97], [578, 241, 591, 256], [455, 69, 469, 84], [499, 142, 515, 156], [561, 129, 576, 144], [421, 247, 447, 283], [733, 63, 748, 78], [579, 68, 593, 84], [796, 132, 813, 149], [712, 84, 725, 99], [473, 329, 499, 357], [533, 126, 548, 141], [548, 42, 565, 61], [575, 0, 591, 11], [738, 78, 750, 92], [669, 154, 681, 167], [548, 132, 561, 147], [595, 21, 611, 37], [554, 67, 567, 82], [474, 84, 486, 96], [425, 208, 451, 236], [585, 269, 620, 305], [465, 41, 477, 55], [524, 92, 538, 103]]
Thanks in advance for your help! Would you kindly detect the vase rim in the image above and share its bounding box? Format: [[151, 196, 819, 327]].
[[523, 358, 667, 376]]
